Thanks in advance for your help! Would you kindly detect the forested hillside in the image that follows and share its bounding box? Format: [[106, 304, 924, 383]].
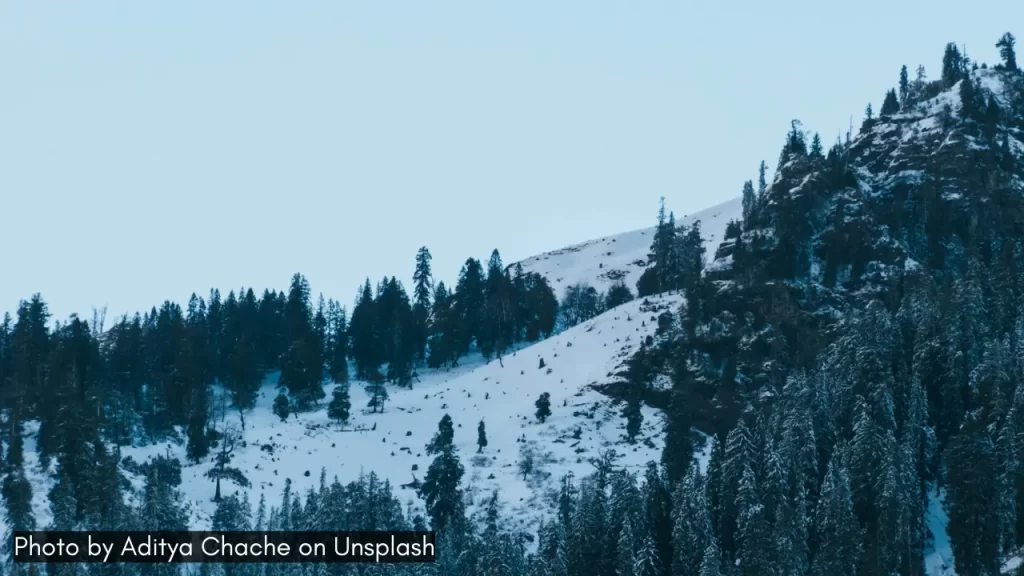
[[631, 35, 1024, 576]]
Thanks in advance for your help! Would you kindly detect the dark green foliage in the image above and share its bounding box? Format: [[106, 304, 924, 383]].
[[420, 414, 465, 534], [946, 415, 1001, 575], [605, 281, 635, 310], [781, 119, 807, 162], [479, 250, 516, 360], [942, 42, 965, 87], [2, 420, 35, 562], [811, 448, 861, 576], [741, 180, 757, 226], [427, 281, 458, 368], [643, 199, 706, 297], [880, 88, 900, 116], [277, 273, 325, 409], [622, 342, 652, 444], [327, 383, 351, 424], [454, 257, 486, 356], [535, 392, 552, 423], [661, 388, 693, 485], [365, 371, 389, 413], [636, 267, 661, 297], [272, 392, 290, 422], [412, 246, 433, 362], [348, 279, 380, 380], [325, 298, 348, 384], [477, 419, 487, 453], [959, 75, 983, 121], [997, 32, 1017, 71], [899, 65, 910, 107], [809, 132, 824, 157]]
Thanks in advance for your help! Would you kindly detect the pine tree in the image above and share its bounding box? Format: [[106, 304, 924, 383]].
[[212, 493, 251, 530], [959, 76, 981, 121], [327, 383, 351, 424], [698, 542, 722, 576], [672, 462, 711, 576], [735, 463, 768, 576], [649, 198, 672, 274], [757, 161, 768, 201], [781, 119, 807, 159], [997, 32, 1017, 71], [536, 392, 552, 423], [349, 279, 380, 380], [412, 247, 434, 362], [325, 299, 349, 384], [454, 258, 486, 356], [809, 133, 824, 158], [661, 388, 693, 485], [365, 372, 389, 413], [617, 513, 638, 576], [225, 290, 262, 424], [741, 180, 757, 228], [641, 462, 673, 575], [523, 272, 558, 342], [426, 281, 457, 369], [946, 415, 1001, 576], [811, 448, 861, 576], [277, 273, 325, 409], [272, 392, 290, 422], [942, 43, 965, 87], [420, 414, 465, 534], [634, 534, 661, 576], [899, 65, 910, 107], [718, 419, 756, 560], [2, 420, 35, 564], [880, 88, 900, 116], [477, 420, 488, 453]]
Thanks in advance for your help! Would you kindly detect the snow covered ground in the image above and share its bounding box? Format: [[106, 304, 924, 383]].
[[514, 198, 742, 296], [116, 293, 696, 533]]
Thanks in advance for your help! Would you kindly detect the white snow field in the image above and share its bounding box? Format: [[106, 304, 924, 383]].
[[121, 293, 691, 532]]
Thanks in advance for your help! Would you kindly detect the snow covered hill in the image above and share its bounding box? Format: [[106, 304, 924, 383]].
[[104, 199, 736, 534], [9, 198, 733, 543], [116, 293, 705, 534], [513, 198, 742, 296]]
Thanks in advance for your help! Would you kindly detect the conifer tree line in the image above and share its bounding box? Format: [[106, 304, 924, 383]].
[[0, 245, 559, 445]]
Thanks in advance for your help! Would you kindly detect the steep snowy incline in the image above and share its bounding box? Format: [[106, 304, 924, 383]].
[[513, 197, 741, 295], [120, 293, 702, 533]]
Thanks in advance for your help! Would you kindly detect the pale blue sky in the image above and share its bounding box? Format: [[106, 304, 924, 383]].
[[1, 1, 1020, 321]]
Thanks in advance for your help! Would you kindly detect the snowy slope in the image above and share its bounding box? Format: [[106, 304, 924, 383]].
[[513, 198, 742, 295], [118, 293, 709, 534], [8, 200, 730, 540]]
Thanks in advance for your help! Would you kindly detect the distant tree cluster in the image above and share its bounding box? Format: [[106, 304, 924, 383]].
[[636, 198, 706, 298]]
